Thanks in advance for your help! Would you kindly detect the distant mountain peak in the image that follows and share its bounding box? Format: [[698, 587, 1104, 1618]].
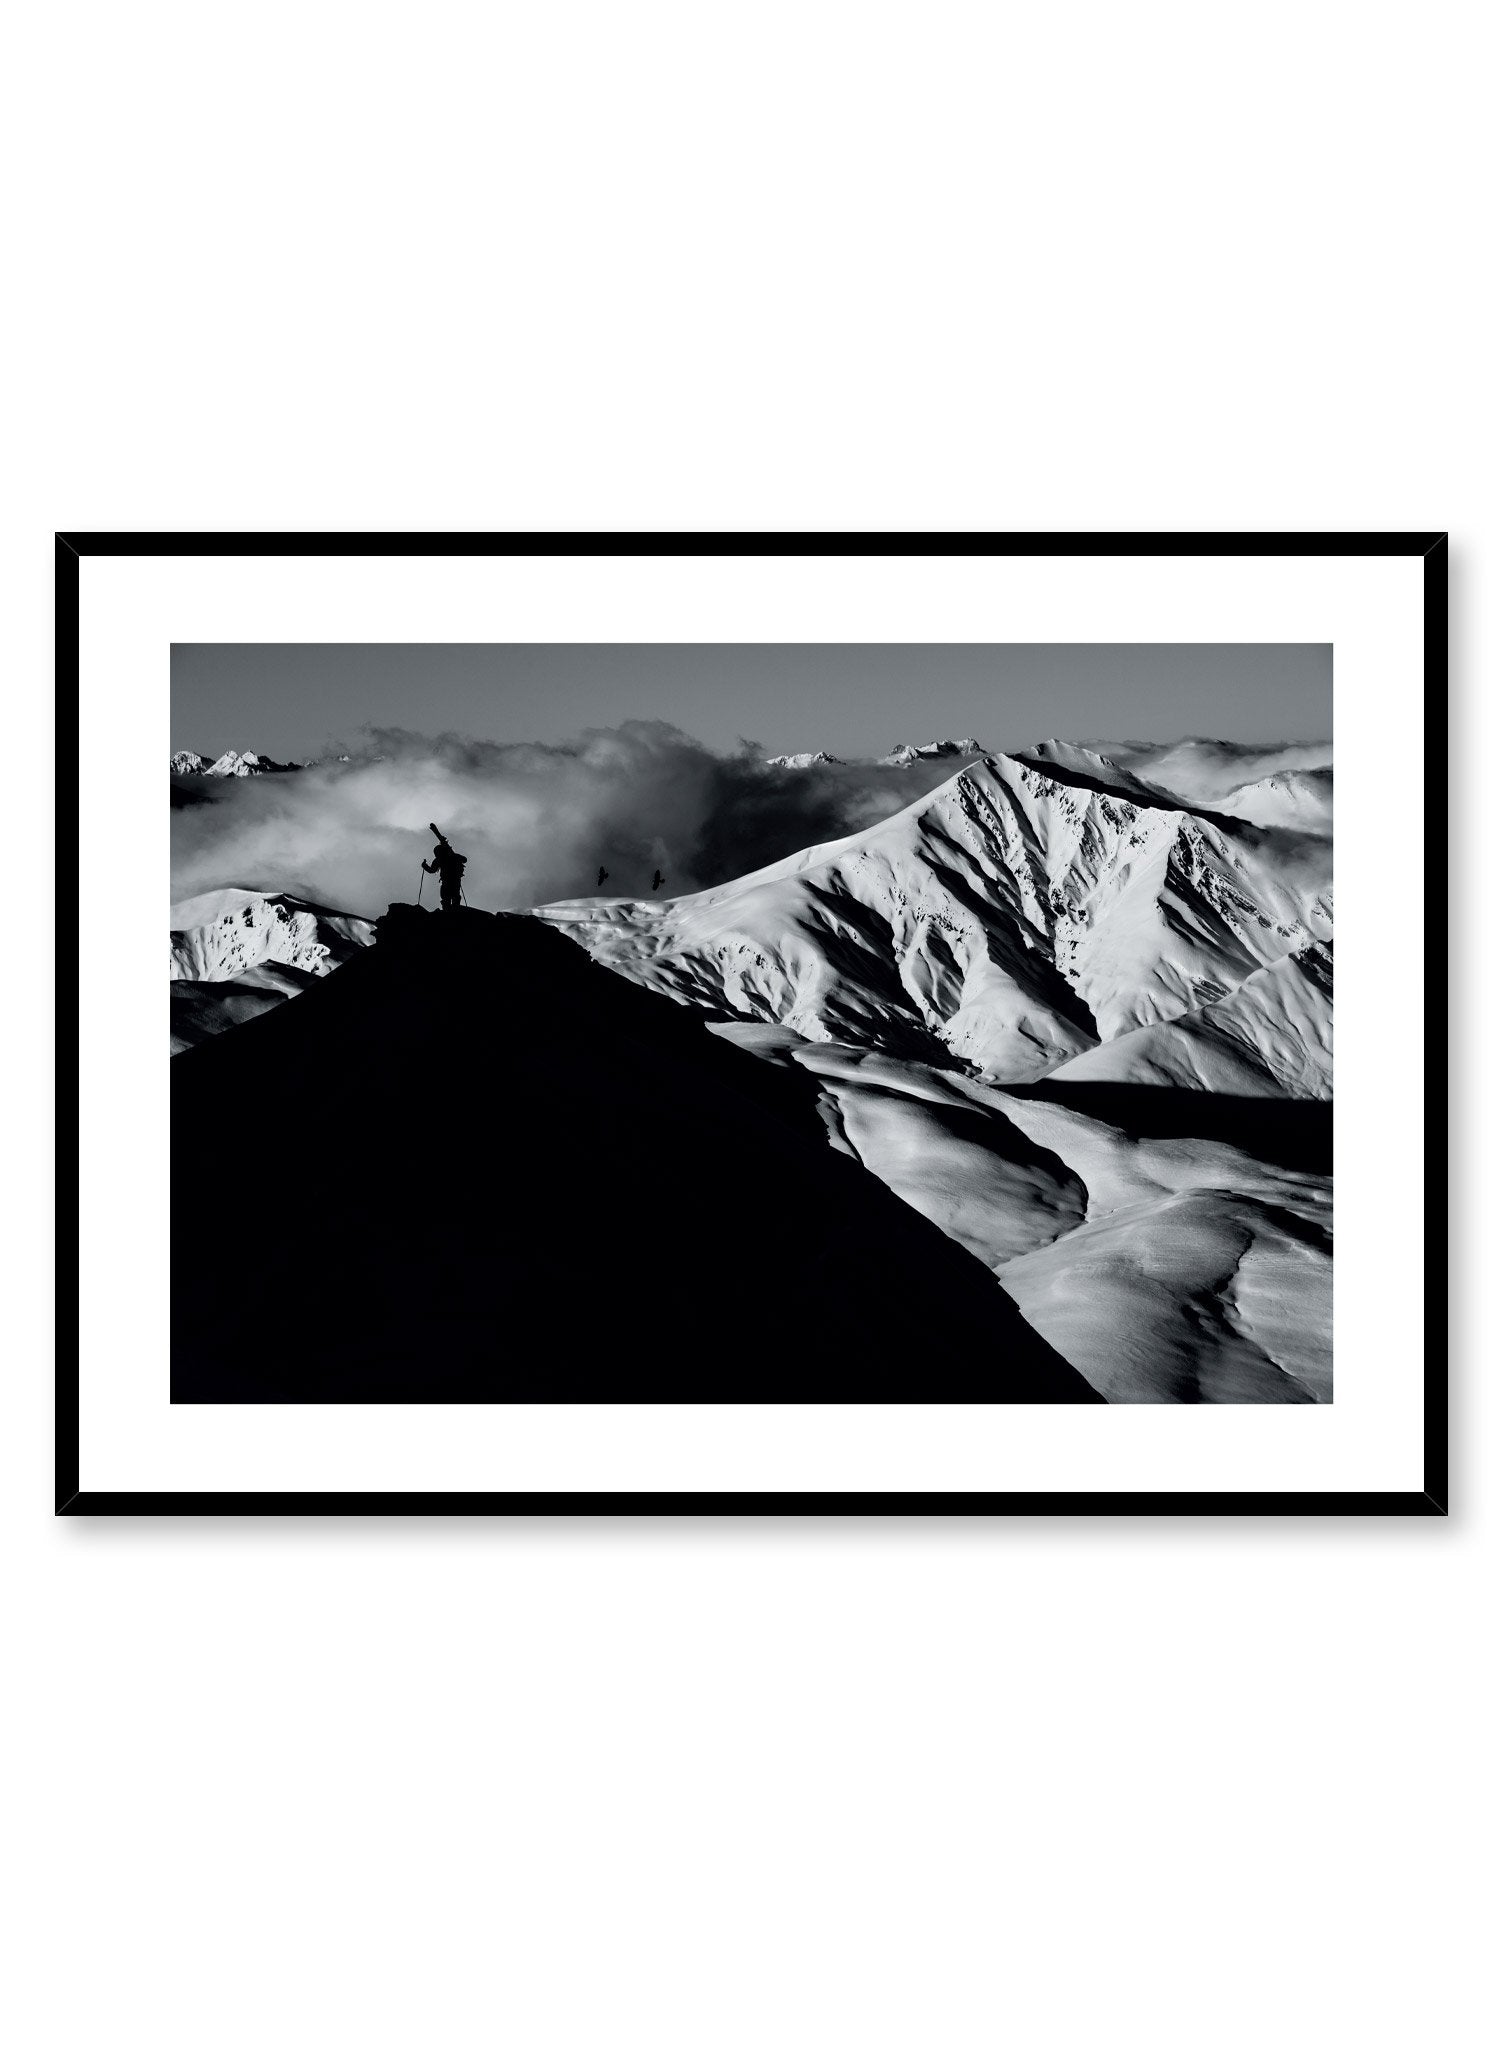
[[878, 737, 987, 767], [172, 748, 304, 777]]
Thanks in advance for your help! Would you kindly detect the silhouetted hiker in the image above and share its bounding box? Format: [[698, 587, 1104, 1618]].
[[596, 866, 609, 888], [422, 824, 468, 911], [652, 868, 665, 891]]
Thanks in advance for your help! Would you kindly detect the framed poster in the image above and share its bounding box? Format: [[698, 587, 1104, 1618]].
[[57, 533, 1445, 1513]]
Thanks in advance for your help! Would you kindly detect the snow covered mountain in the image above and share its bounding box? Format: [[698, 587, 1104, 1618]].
[[1017, 737, 1334, 834], [690, 1030, 1332, 1401], [171, 887, 376, 981], [877, 736, 987, 767], [169, 889, 376, 1050], [764, 740, 986, 770], [1049, 940, 1334, 1096], [536, 747, 1333, 1098], [165, 736, 1334, 1402], [171, 748, 303, 777], [530, 742, 1334, 1400]]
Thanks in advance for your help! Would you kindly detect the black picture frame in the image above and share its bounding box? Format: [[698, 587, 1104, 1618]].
[[56, 531, 1447, 1516]]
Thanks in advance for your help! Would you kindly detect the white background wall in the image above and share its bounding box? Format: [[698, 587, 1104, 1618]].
[[6, 6, 1493, 2044]]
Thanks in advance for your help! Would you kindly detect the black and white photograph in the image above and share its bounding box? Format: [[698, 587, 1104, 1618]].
[[169, 641, 1335, 1408], [16, 8, 1489, 2048]]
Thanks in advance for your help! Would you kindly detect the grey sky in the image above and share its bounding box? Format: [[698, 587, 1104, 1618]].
[[172, 643, 1332, 762]]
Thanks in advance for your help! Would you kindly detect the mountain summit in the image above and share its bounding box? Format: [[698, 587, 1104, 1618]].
[[878, 737, 987, 767], [171, 748, 303, 777], [537, 748, 1333, 1098]]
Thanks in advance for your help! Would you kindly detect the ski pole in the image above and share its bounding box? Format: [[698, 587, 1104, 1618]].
[[418, 866, 426, 906]]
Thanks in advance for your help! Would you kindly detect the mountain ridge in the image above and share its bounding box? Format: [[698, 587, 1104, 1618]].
[[172, 748, 305, 777], [171, 906, 1097, 1404]]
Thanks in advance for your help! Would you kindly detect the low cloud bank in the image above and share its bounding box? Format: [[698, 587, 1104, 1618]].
[[170, 721, 977, 918]]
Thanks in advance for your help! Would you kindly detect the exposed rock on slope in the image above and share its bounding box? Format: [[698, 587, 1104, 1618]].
[[1017, 738, 1335, 837], [1019, 737, 1334, 818], [171, 748, 303, 777], [878, 737, 987, 767], [170, 888, 376, 982], [169, 889, 378, 1054]]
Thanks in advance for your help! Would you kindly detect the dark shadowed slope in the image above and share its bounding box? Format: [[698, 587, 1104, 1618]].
[[172, 906, 1096, 1403]]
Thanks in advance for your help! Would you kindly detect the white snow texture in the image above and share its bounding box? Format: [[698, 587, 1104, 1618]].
[[534, 740, 1335, 1403]]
